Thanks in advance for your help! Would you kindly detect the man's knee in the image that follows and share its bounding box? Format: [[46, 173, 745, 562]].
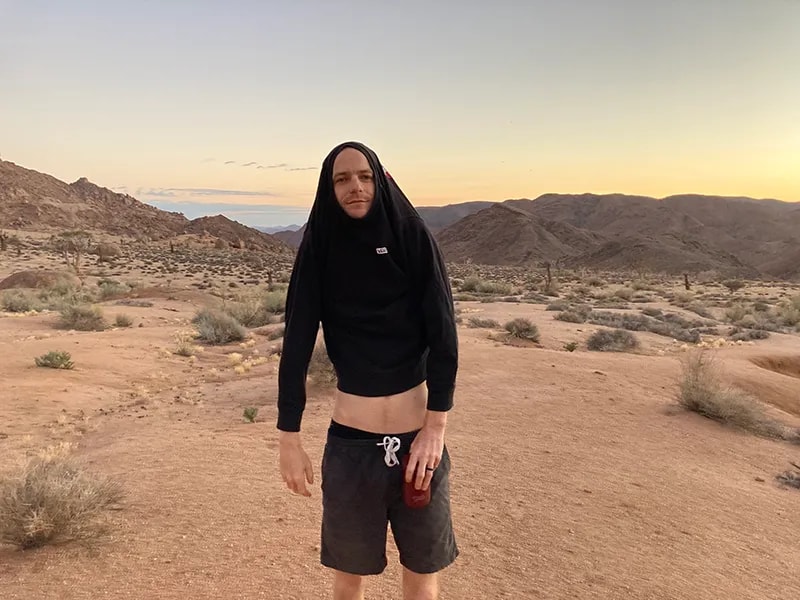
[[402, 568, 439, 600], [333, 570, 365, 599]]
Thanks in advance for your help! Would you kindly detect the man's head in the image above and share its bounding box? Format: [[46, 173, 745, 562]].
[[332, 146, 376, 219]]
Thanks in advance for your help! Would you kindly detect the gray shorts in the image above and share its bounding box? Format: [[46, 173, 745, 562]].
[[320, 424, 459, 575]]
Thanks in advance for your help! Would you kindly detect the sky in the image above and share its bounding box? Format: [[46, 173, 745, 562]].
[[1, 0, 799, 228]]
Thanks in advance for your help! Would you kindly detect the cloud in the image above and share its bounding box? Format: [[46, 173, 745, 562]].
[[242, 161, 257, 167], [137, 187, 278, 198], [224, 160, 236, 165], [287, 166, 317, 171], [257, 163, 288, 169], [212, 160, 317, 172]]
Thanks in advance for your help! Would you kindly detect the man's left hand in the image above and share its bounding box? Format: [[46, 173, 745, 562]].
[[406, 422, 445, 491]]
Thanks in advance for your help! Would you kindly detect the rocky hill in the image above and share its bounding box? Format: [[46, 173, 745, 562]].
[[505, 193, 800, 273], [0, 159, 293, 257], [436, 204, 603, 265]]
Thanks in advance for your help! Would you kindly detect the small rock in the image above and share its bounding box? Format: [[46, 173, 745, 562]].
[[755, 477, 765, 482]]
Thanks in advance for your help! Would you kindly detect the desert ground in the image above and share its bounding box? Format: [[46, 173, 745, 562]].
[[1, 233, 800, 599]]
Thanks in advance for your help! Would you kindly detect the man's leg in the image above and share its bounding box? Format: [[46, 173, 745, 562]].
[[333, 570, 366, 600], [401, 567, 439, 600], [390, 445, 458, 600]]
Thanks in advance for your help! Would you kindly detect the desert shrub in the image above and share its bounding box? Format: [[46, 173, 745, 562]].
[[587, 328, 639, 352], [0, 452, 124, 549], [541, 279, 560, 297], [460, 276, 513, 296], [631, 280, 651, 291], [58, 305, 107, 331], [35, 350, 74, 369], [174, 332, 196, 357], [115, 299, 153, 308], [778, 303, 800, 327], [266, 325, 285, 340], [586, 277, 605, 287], [677, 350, 789, 440], [722, 279, 745, 293], [468, 317, 500, 329], [753, 300, 771, 313], [776, 466, 800, 489], [672, 291, 694, 306], [192, 308, 246, 344], [587, 310, 701, 343], [613, 287, 634, 301], [641, 307, 662, 318], [546, 301, 570, 312], [114, 314, 133, 327], [729, 328, 770, 342], [96, 279, 130, 300], [685, 302, 713, 319], [2, 289, 41, 312], [563, 341, 578, 352], [308, 342, 337, 387], [243, 407, 258, 423], [556, 310, 587, 323], [504, 318, 540, 342]]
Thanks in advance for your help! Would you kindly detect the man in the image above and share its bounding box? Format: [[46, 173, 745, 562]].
[[276, 141, 459, 600]]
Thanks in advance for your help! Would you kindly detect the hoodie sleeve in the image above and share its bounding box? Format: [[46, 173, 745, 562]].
[[276, 233, 321, 432], [407, 216, 459, 412]]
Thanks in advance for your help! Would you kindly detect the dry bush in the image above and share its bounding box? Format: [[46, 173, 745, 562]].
[[58, 305, 108, 331], [504, 318, 540, 342], [468, 317, 500, 329], [776, 465, 800, 490], [222, 289, 287, 327], [1, 289, 41, 312], [0, 451, 124, 550], [587, 328, 639, 352], [677, 350, 791, 441], [192, 308, 247, 344], [308, 342, 337, 387], [460, 276, 513, 296], [114, 314, 133, 327]]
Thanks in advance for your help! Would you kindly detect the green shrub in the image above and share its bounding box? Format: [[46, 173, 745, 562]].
[[192, 308, 246, 344], [35, 351, 74, 369]]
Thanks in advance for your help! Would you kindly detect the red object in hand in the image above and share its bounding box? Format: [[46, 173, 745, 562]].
[[402, 454, 431, 508]]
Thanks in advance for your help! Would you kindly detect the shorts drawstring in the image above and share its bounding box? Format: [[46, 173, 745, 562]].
[[376, 436, 401, 467]]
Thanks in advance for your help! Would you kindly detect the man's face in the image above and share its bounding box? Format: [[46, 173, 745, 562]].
[[332, 148, 375, 219]]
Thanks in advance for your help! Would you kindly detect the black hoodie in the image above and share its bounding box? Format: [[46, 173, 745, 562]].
[[276, 141, 458, 432]]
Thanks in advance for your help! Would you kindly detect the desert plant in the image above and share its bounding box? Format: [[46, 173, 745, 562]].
[[563, 341, 578, 352], [504, 318, 540, 342], [776, 463, 800, 490], [308, 342, 337, 387], [587, 328, 639, 352], [35, 350, 74, 369], [243, 407, 258, 423], [0, 453, 124, 549], [58, 305, 107, 331], [1, 289, 40, 313], [722, 279, 745, 293], [192, 308, 247, 344], [114, 314, 133, 327], [677, 350, 788, 440], [467, 317, 500, 329]]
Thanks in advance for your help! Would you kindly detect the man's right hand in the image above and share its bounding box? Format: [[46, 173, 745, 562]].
[[279, 432, 314, 497]]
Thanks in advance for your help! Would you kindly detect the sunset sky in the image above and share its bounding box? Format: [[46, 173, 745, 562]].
[[2, 0, 798, 227]]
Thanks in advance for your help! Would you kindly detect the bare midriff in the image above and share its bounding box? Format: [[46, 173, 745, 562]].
[[331, 381, 428, 434]]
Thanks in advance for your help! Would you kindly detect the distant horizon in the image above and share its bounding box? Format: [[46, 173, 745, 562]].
[[5, 152, 797, 230]]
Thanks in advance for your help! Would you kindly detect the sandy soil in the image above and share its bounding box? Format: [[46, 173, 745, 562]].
[[1, 248, 800, 599]]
